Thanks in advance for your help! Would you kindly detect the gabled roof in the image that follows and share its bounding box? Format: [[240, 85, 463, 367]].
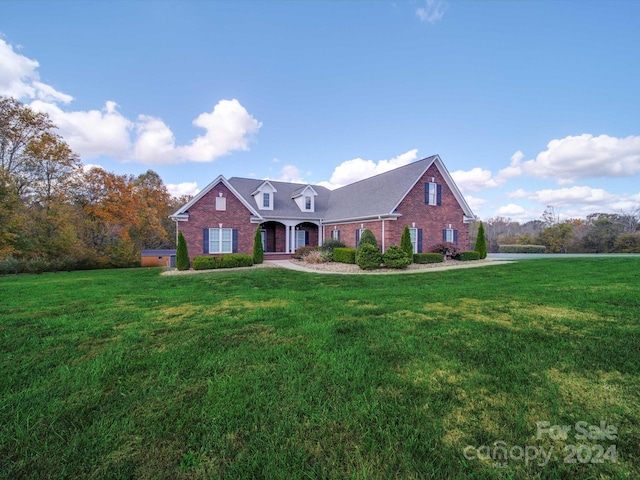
[[323, 156, 438, 222], [170, 155, 476, 223], [169, 175, 262, 220], [291, 184, 318, 199]]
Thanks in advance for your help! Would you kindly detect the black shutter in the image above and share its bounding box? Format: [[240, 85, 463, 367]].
[[355, 229, 360, 247], [417, 229, 423, 253], [424, 183, 429, 204], [453, 229, 458, 245], [442, 229, 447, 242], [305, 231, 309, 246], [437, 184, 442, 206], [232, 229, 238, 253], [203, 228, 209, 254]]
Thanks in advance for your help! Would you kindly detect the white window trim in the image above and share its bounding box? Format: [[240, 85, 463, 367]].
[[409, 228, 418, 254], [444, 228, 454, 243], [427, 182, 438, 206], [209, 227, 233, 254], [296, 230, 306, 248]]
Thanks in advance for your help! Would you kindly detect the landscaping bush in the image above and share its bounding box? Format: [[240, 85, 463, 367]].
[[454, 251, 481, 261], [176, 231, 190, 270], [357, 229, 378, 251], [293, 246, 318, 259], [192, 256, 216, 270], [302, 250, 327, 264], [356, 243, 382, 270], [474, 221, 487, 259], [217, 254, 254, 269], [333, 247, 356, 264], [413, 253, 444, 264], [192, 254, 254, 270], [383, 245, 411, 269], [253, 227, 264, 264], [429, 242, 460, 258], [499, 244, 546, 253], [400, 226, 413, 260], [319, 238, 345, 261]]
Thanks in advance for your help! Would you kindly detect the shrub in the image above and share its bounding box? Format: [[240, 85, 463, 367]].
[[356, 243, 382, 270], [333, 247, 356, 264], [303, 250, 327, 264], [357, 229, 378, 251], [474, 221, 487, 259], [413, 253, 444, 264], [191, 254, 254, 270], [383, 245, 411, 269], [176, 231, 190, 270], [253, 227, 264, 264], [293, 246, 317, 259], [217, 254, 254, 269], [613, 233, 640, 253], [454, 251, 481, 261], [320, 238, 345, 261], [499, 244, 546, 253], [429, 242, 460, 257], [192, 256, 216, 270], [400, 226, 413, 260]]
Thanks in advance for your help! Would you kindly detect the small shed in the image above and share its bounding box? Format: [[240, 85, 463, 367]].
[[141, 249, 176, 268]]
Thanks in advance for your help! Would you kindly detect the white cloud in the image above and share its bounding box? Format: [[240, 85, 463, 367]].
[[30, 100, 133, 159], [496, 150, 525, 182], [451, 167, 500, 192], [0, 39, 72, 103], [275, 165, 305, 183], [496, 203, 527, 217], [324, 149, 419, 189], [416, 0, 446, 24], [463, 195, 486, 214], [1, 38, 261, 166], [133, 115, 177, 164], [507, 135, 640, 185], [177, 99, 262, 163], [527, 186, 614, 206], [166, 182, 200, 198]]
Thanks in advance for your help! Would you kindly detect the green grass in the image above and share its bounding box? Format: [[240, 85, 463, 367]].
[[1, 258, 639, 479]]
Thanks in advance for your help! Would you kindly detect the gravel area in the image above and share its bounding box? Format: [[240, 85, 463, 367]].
[[288, 258, 497, 274], [162, 258, 505, 275]]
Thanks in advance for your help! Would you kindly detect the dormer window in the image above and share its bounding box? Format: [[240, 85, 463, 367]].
[[292, 185, 318, 213], [252, 181, 277, 211]]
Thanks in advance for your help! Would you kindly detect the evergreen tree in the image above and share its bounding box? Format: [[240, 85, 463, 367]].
[[176, 230, 190, 270], [400, 225, 413, 260], [253, 226, 264, 264], [474, 221, 487, 259], [358, 228, 378, 251]]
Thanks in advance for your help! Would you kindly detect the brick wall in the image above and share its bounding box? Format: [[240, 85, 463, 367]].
[[392, 164, 470, 251], [322, 163, 471, 252], [178, 183, 256, 259]]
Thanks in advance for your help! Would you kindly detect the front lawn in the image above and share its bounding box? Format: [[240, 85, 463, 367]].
[[1, 258, 639, 479]]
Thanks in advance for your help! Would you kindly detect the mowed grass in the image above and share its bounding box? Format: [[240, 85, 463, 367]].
[[1, 258, 639, 479]]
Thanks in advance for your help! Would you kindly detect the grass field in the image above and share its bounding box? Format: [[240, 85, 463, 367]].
[[1, 258, 639, 479]]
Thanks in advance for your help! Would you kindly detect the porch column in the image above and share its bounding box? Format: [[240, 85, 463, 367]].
[[285, 225, 290, 254]]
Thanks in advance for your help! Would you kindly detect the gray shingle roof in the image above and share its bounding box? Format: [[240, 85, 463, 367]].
[[323, 156, 436, 221], [171, 155, 475, 222], [228, 156, 437, 221], [228, 178, 332, 219]]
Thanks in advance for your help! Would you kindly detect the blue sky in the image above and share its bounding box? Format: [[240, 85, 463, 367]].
[[2, 0, 639, 221]]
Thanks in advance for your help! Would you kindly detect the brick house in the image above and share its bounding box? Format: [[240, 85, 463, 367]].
[[169, 155, 476, 260]]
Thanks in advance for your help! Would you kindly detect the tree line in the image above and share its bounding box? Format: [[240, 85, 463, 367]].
[[0, 96, 187, 273], [479, 206, 640, 254]]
